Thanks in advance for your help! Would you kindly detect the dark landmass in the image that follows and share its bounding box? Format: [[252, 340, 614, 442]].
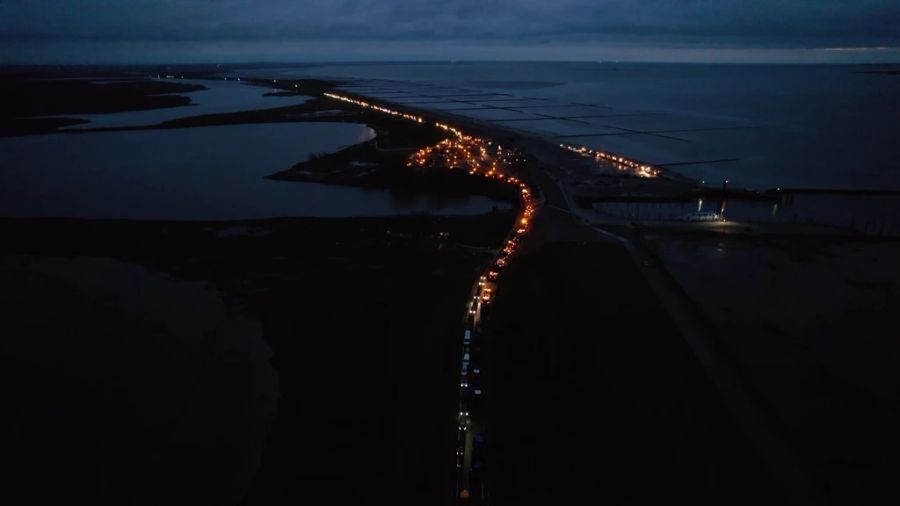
[[574, 187, 776, 207], [0, 74, 357, 138], [2, 116, 91, 136], [483, 241, 779, 506], [269, 127, 520, 202], [0, 74, 380, 138], [0, 70, 336, 137], [0, 76, 207, 136], [0, 64, 218, 79], [0, 68, 784, 505], [0, 212, 515, 506], [0, 78, 204, 117]]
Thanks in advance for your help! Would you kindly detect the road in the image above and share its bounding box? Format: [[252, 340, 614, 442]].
[[321, 84, 814, 505]]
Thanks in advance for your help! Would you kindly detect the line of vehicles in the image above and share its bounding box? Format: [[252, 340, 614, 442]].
[[559, 142, 661, 178], [449, 139, 538, 504], [322, 88, 539, 504], [680, 210, 726, 222]]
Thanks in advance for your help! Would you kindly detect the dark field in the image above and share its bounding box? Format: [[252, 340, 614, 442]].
[[0, 72, 342, 137], [0, 212, 514, 506], [483, 241, 779, 505], [0, 75, 206, 136]]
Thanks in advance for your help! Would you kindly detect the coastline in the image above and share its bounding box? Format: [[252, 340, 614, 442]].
[[307, 82, 787, 504], [311, 81, 900, 504], [2, 74, 760, 504], [5, 70, 898, 504]]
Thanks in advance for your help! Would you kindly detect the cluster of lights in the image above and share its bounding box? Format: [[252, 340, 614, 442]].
[[321, 88, 539, 489], [407, 126, 537, 299], [435, 122, 464, 138], [560, 143, 661, 178], [487, 190, 535, 282], [407, 125, 536, 283], [324, 90, 537, 273], [323, 92, 425, 123], [408, 124, 538, 488], [454, 181, 536, 482], [408, 127, 526, 182]]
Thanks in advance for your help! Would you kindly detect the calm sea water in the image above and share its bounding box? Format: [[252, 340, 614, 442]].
[[0, 122, 508, 219], [58, 78, 311, 129], [264, 62, 900, 191]]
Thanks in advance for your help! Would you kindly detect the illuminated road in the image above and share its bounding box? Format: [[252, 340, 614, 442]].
[[323, 86, 678, 504], [321, 94, 541, 502], [408, 124, 537, 504], [321, 89, 597, 504], [322, 86, 806, 504], [322, 83, 844, 505]]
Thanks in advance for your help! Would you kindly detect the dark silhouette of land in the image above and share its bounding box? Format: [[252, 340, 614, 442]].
[[0, 73, 206, 136], [0, 68, 790, 506], [484, 242, 777, 506]]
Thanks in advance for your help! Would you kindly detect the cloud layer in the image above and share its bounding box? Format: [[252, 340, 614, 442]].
[[2, 0, 898, 62]]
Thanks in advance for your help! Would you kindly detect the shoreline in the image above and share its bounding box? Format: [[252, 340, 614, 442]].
[[309, 79, 896, 504], [5, 70, 898, 504], [307, 82, 786, 504]]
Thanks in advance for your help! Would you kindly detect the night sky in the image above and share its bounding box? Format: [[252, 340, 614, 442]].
[[2, 0, 899, 63]]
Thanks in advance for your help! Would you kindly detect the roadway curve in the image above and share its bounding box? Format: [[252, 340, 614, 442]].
[[321, 85, 812, 505]]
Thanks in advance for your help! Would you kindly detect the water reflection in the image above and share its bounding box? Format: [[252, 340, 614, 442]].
[[0, 122, 509, 220], [58, 78, 311, 130]]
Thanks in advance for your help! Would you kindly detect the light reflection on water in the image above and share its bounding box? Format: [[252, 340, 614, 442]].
[[595, 194, 900, 236]]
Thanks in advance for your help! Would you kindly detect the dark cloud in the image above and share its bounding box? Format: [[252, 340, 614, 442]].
[[1, 0, 898, 62]]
